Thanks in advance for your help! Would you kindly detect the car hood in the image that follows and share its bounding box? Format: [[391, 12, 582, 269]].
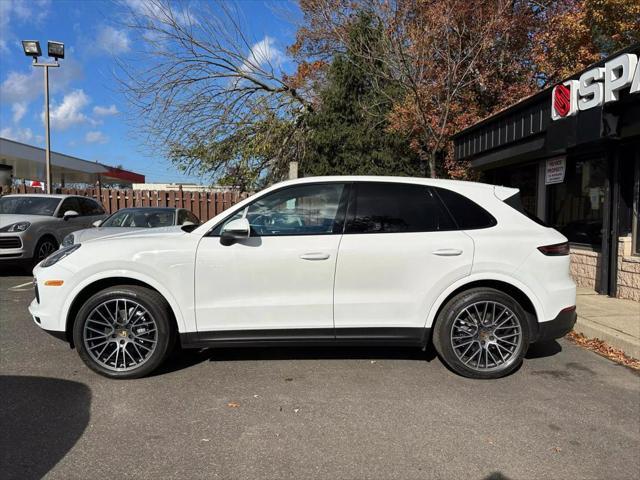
[[81, 225, 187, 243], [0, 214, 54, 227]]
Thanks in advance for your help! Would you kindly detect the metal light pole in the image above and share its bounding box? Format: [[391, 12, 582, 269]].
[[22, 40, 64, 194]]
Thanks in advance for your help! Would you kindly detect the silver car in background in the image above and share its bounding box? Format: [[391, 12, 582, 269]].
[[61, 207, 201, 246], [0, 194, 107, 266]]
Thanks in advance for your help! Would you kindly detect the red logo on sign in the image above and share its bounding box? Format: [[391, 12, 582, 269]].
[[554, 84, 571, 117]]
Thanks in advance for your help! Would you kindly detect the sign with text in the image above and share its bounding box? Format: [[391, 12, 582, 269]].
[[545, 157, 566, 185]]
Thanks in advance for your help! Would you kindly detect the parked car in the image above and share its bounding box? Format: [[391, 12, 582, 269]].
[[0, 194, 107, 266], [29, 176, 576, 380], [61, 207, 201, 247]]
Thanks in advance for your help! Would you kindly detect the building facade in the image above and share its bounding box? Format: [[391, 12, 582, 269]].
[[453, 44, 640, 301]]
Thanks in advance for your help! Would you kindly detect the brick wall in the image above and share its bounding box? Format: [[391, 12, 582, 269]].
[[569, 238, 640, 302], [569, 248, 601, 291], [617, 236, 640, 302]]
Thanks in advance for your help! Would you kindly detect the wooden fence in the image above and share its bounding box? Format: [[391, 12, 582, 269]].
[[0, 185, 250, 222]]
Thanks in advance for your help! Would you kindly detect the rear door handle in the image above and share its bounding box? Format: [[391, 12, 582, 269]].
[[300, 252, 330, 261], [432, 248, 463, 256]]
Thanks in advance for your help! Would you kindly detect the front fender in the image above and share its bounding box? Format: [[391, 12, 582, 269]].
[[61, 269, 189, 333]]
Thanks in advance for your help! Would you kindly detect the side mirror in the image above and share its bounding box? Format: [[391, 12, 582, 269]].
[[63, 210, 79, 221], [92, 220, 102, 227], [220, 218, 250, 246]]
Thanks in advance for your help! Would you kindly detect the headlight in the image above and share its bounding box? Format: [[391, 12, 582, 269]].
[[61, 233, 75, 247], [0, 221, 31, 232], [40, 244, 81, 268]]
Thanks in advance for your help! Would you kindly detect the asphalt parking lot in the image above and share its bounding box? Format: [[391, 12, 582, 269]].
[[1, 271, 639, 480]]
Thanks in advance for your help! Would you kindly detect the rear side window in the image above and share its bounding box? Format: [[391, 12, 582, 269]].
[[504, 192, 548, 227], [345, 183, 455, 234], [435, 187, 497, 230]]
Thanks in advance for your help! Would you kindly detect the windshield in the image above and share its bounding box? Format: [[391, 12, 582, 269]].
[[0, 196, 61, 216], [101, 209, 175, 228]]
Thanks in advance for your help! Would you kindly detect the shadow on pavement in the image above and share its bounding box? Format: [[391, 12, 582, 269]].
[[153, 344, 438, 376], [525, 340, 562, 359], [0, 262, 32, 277], [0, 376, 91, 480]]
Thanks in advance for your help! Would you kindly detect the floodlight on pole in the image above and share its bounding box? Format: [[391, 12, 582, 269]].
[[21, 40, 64, 194]]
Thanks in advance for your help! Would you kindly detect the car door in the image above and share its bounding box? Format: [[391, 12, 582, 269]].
[[333, 182, 474, 340], [55, 197, 84, 240], [194, 182, 349, 337]]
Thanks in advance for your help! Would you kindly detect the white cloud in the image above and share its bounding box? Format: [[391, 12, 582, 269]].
[[93, 104, 119, 116], [96, 26, 130, 54], [45, 89, 91, 131], [1, 126, 34, 143], [0, 58, 83, 105], [122, 0, 194, 26], [0, 39, 8, 54], [240, 36, 284, 73], [85, 130, 108, 144], [11, 102, 27, 123]]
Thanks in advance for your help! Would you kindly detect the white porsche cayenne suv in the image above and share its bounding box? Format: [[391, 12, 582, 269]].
[[29, 176, 577, 379]]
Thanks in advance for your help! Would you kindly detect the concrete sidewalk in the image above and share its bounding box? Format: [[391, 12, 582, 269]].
[[574, 287, 640, 359]]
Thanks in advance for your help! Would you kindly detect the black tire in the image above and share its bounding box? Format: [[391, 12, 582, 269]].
[[33, 236, 58, 267], [72, 285, 175, 379], [433, 287, 530, 379]]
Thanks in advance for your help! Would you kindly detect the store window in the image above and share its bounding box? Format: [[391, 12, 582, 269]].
[[546, 157, 607, 248]]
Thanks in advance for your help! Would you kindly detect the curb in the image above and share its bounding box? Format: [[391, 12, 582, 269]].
[[574, 315, 640, 360]]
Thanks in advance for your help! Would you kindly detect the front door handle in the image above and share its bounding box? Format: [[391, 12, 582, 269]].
[[300, 252, 330, 261], [432, 248, 463, 256]]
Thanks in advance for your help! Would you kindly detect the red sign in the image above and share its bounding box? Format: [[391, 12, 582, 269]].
[[553, 84, 571, 117]]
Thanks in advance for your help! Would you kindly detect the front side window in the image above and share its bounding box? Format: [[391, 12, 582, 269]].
[[0, 196, 60, 216], [345, 183, 455, 234], [102, 209, 176, 228], [79, 198, 105, 216], [58, 198, 82, 216], [213, 183, 347, 236]]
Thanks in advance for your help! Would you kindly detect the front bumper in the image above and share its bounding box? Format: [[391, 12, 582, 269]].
[[534, 307, 577, 342], [0, 232, 34, 260]]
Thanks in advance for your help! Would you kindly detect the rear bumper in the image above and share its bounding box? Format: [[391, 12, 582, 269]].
[[534, 307, 577, 342]]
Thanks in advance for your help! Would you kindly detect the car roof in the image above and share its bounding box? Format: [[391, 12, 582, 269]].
[[270, 175, 497, 192], [115, 207, 178, 211], [2, 194, 79, 199]]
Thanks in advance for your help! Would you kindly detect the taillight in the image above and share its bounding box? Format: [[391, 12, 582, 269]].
[[538, 242, 570, 256]]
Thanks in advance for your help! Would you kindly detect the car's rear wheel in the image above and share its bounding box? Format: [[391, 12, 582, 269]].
[[73, 285, 175, 379], [433, 288, 530, 379]]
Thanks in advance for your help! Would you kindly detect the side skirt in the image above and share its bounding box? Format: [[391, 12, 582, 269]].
[[180, 327, 431, 349]]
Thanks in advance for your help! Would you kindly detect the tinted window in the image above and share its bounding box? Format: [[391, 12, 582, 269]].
[[58, 197, 82, 216], [213, 183, 347, 236], [435, 187, 497, 230], [177, 210, 189, 225], [345, 183, 455, 234], [504, 192, 547, 227], [0, 196, 60, 216], [78, 197, 105, 216], [186, 211, 200, 224], [102, 208, 176, 228]]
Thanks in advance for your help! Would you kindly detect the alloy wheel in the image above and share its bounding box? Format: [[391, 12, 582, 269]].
[[450, 301, 523, 372], [37, 240, 56, 259], [82, 299, 158, 372]]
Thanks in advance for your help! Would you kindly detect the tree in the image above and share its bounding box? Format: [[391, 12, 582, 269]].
[[118, 0, 311, 190], [301, 14, 420, 177]]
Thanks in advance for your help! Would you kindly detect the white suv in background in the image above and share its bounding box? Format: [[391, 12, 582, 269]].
[[29, 176, 576, 379]]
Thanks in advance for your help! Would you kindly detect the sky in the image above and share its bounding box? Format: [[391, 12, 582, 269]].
[[0, 0, 301, 183]]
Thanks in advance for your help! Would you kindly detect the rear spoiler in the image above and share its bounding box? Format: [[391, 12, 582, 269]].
[[493, 185, 519, 201]]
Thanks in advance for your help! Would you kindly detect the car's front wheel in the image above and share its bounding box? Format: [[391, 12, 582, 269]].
[[433, 288, 530, 379], [73, 285, 175, 379]]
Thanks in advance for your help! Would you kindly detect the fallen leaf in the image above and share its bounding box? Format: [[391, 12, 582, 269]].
[[293, 408, 300, 413], [553, 447, 562, 453], [566, 331, 640, 370], [227, 401, 240, 408], [285, 378, 293, 382], [370, 360, 377, 364], [253, 394, 260, 398]]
